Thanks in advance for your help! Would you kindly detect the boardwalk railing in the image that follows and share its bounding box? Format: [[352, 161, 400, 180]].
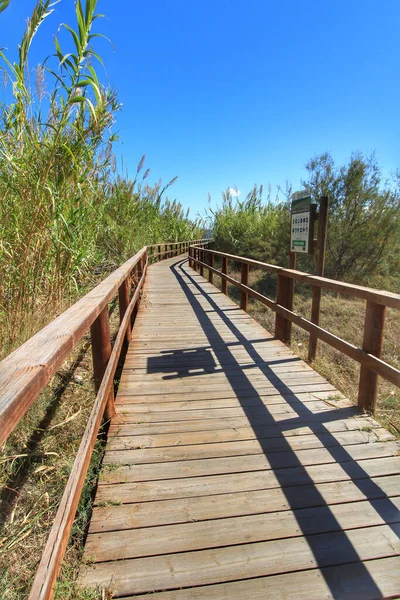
[[0, 237, 210, 600], [189, 245, 400, 414]]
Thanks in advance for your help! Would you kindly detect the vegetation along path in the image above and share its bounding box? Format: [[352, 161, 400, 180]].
[[79, 255, 400, 598]]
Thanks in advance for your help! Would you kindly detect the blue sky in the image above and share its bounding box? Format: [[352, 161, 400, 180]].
[[1, 0, 399, 219]]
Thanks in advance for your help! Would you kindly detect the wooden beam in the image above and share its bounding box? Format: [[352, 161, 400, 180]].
[[275, 273, 291, 342], [118, 278, 132, 344], [221, 257, 228, 295], [209, 253, 214, 284], [358, 301, 386, 414], [240, 263, 249, 312], [200, 249, 204, 277], [309, 196, 328, 362], [90, 306, 115, 421]]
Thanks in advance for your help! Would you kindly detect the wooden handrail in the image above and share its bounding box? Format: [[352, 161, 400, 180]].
[[0, 238, 210, 448], [195, 247, 400, 310], [189, 246, 400, 413], [147, 238, 212, 260], [29, 260, 148, 600], [0, 237, 211, 600], [0, 247, 145, 447]]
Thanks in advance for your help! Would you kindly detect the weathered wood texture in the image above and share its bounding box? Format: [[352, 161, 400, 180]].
[[80, 255, 400, 599]]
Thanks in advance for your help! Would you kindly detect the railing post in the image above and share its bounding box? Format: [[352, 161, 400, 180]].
[[221, 256, 228, 295], [118, 278, 132, 344], [240, 263, 249, 312], [308, 196, 328, 362], [285, 252, 296, 342], [90, 306, 115, 421], [357, 300, 386, 414], [158, 245, 161, 261], [275, 272, 291, 342], [200, 249, 204, 277], [132, 256, 143, 325], [208, 253, 214, 284]]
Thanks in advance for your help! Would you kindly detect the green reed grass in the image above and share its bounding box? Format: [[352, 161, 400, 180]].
[[0, 0, 201, 356]]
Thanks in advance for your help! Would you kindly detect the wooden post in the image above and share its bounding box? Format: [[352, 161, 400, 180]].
[[189, 246, 192, 268], [240, 263, 249, 312], [158, 245, 161, 261], [118, 278, 131, 344], [275, 273, 291, 342], [208, 253, 214, 284], [90, 306, 115, 420], [200, 249, 204, 277], [285, 252, 296, 342], [221, 256, 228, 295], [358, 301, 386, 414], [308, 196, 328, 362], [131, 261, 141, 325]]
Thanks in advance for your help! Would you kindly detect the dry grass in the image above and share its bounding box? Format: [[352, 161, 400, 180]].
[[0, 302, 123, 599], [209, 264, 400, 435]]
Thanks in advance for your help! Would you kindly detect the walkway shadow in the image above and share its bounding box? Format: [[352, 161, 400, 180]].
[[145, 257, 399, 599]]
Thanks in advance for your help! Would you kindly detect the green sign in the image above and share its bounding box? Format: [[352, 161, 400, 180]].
[[290, 191, 312, 253], [291, 196, 312, 214]]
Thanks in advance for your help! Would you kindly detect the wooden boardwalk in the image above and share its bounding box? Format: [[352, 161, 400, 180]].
[[80, 256, 400, 599]]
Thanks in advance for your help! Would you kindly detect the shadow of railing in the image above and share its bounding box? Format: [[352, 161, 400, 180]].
[[144, 256, 400, 599]]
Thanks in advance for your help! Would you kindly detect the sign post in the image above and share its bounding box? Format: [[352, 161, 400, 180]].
[[279, 191, 328, 352], [308, 195, 329, 362], [290, 192, 315, 254]]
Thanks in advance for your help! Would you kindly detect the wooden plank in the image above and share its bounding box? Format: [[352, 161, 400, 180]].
[[111, 402, 345, 424], [120, 371, 326, 385], [85, 497, 400, 562], [97, 456, 400, 501], [79, 524, 400, 596], [111, 406, 360, 429], [101, 441, 399, 479], [108, 408, 360, 436], [118, 557, 400, 600], [105, 429, 393, 462], [108, 414, 376, 442], [114, 392, 345, 411], [116, 382, 338, 399], [89, 473, 400, 532]]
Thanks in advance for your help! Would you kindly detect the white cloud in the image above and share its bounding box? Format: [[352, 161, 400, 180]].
[[228, 187, 241, 197]]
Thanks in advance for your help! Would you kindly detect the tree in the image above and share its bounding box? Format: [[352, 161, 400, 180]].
[[303, 152, 400, 283]]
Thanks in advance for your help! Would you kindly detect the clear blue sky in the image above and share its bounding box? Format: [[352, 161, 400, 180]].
[[2, 0, 399, 219]]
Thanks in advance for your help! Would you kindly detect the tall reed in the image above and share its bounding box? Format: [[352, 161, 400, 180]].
[[0, 0, 201, 356]]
